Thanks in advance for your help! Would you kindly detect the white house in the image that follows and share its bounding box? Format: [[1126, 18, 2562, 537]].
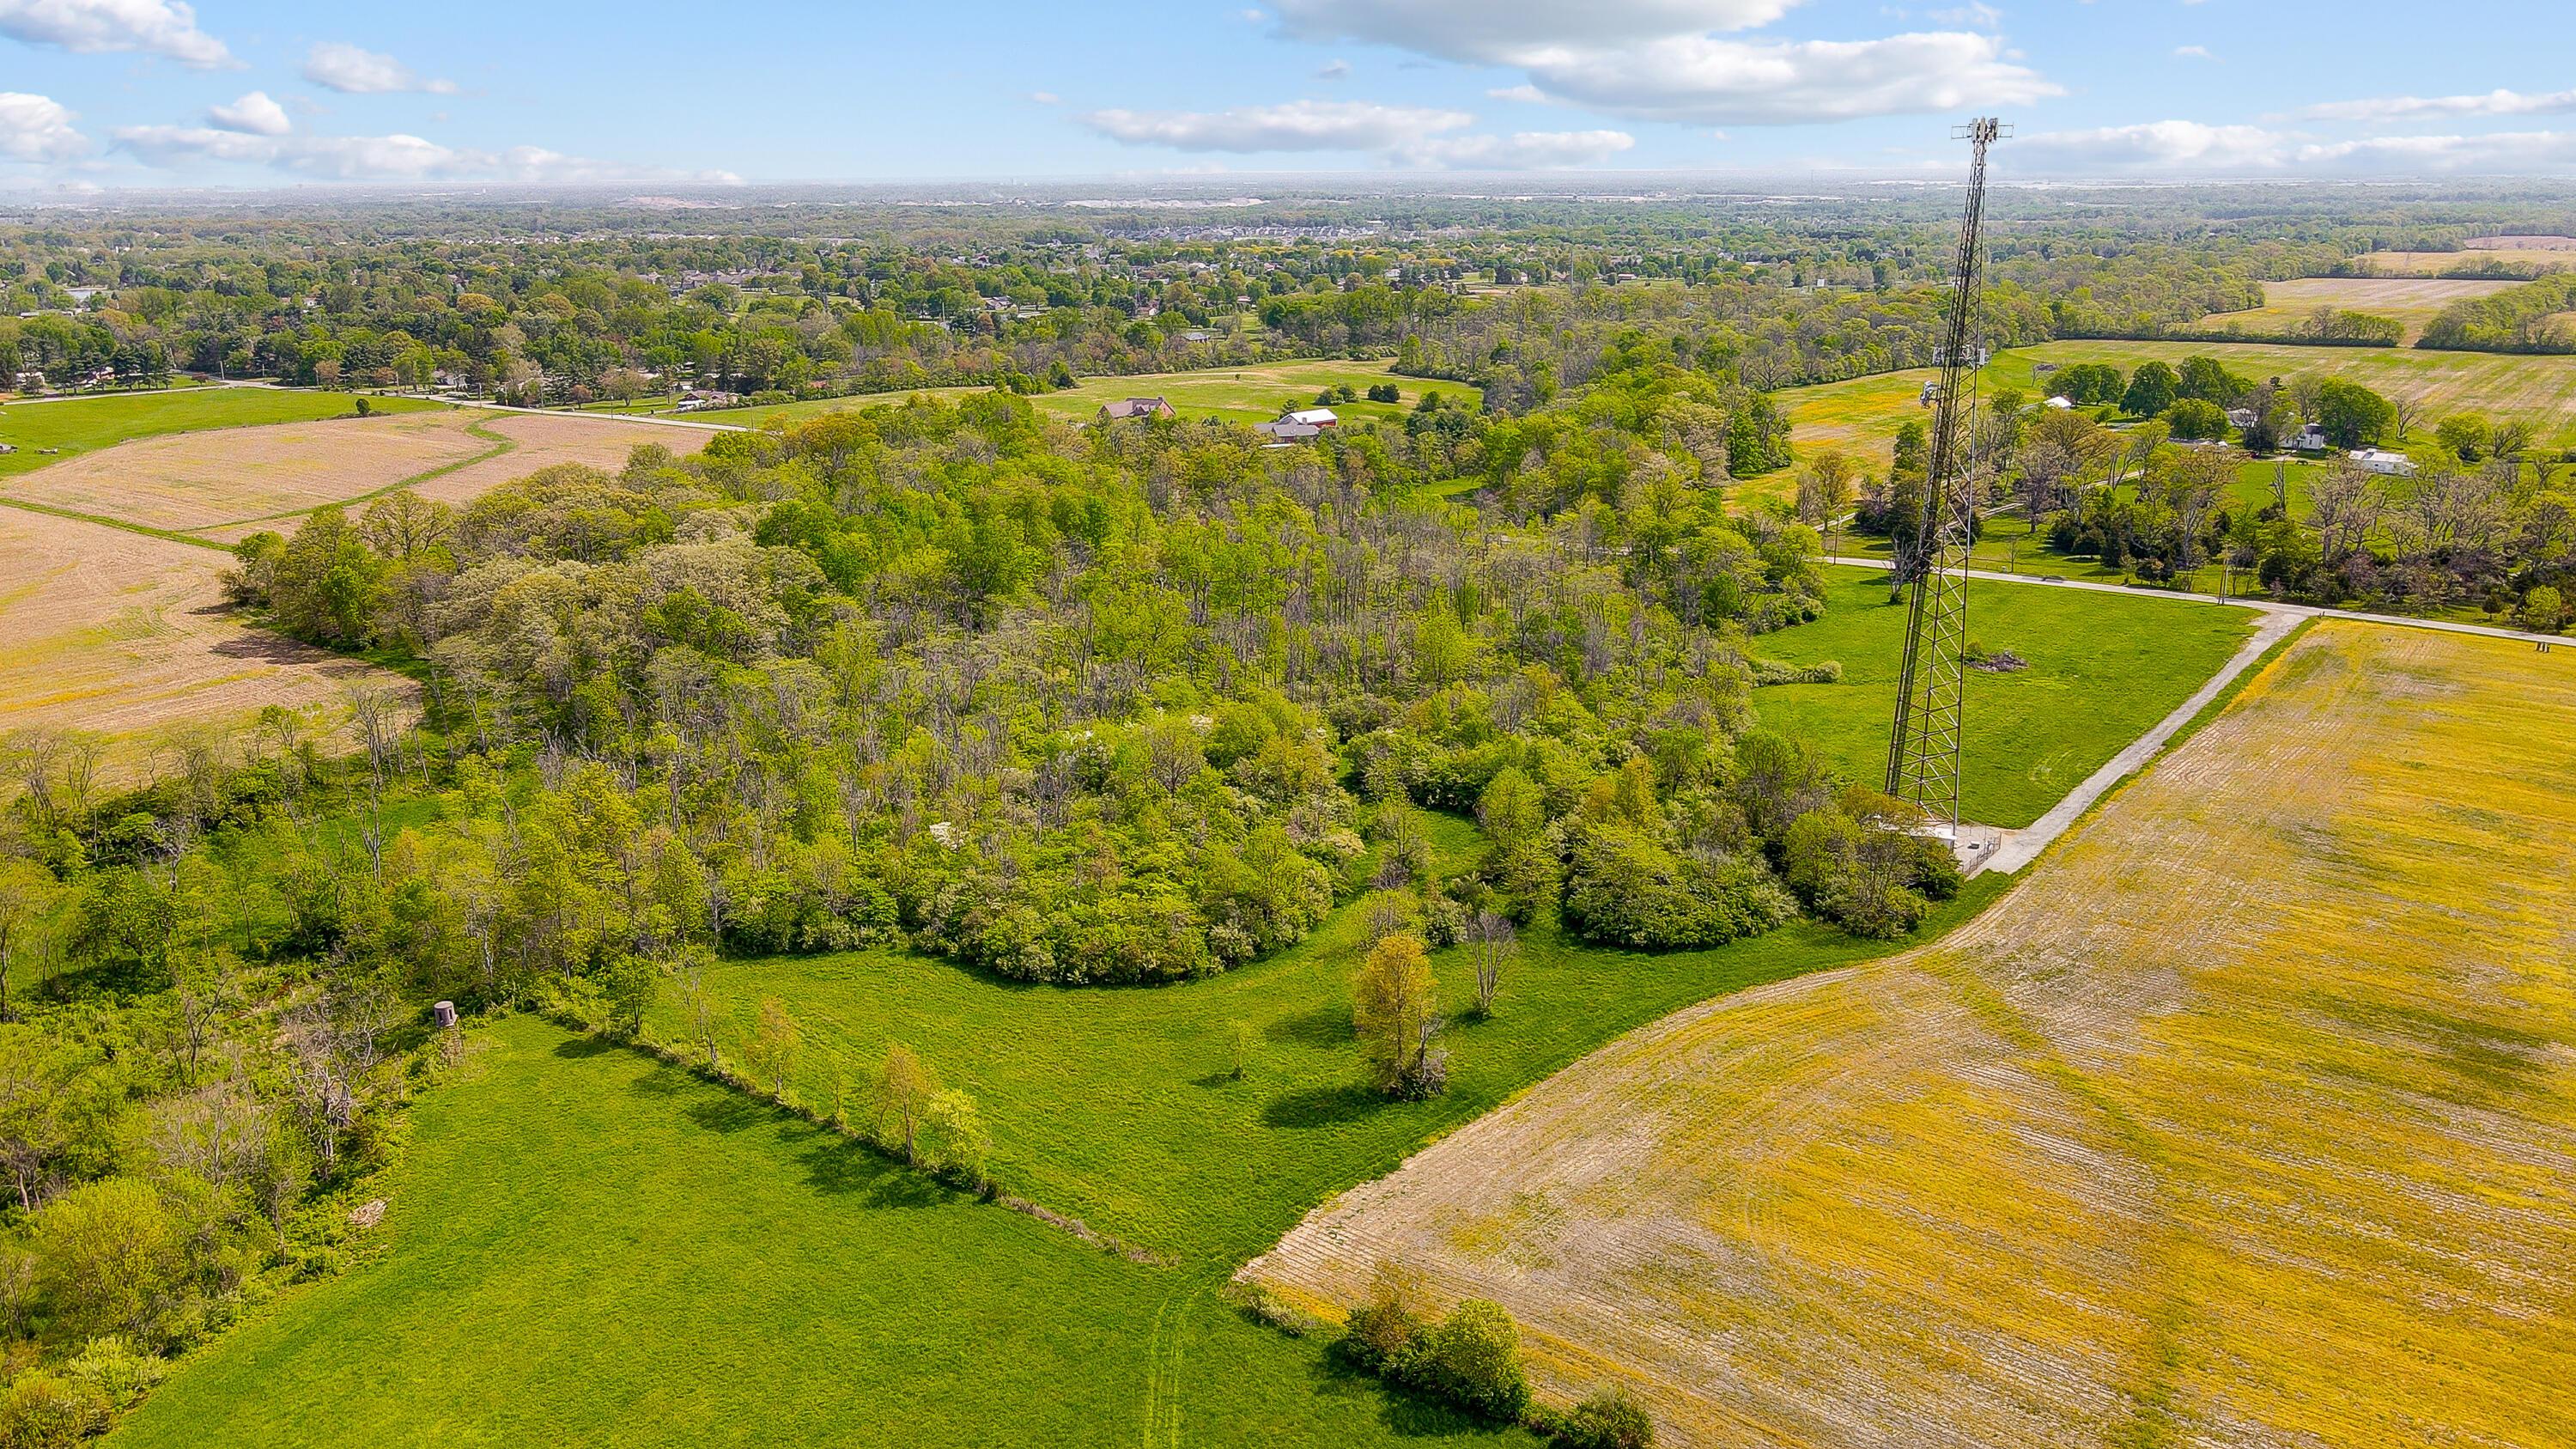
[[2350, 447, 2418, 477], [2226, 406, 2258, 429], [2287, 423, 2330, 451]]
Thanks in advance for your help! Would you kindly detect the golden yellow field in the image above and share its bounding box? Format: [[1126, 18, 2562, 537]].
[[6, 410, 703, 543], [2184, 276, 2516, 343], [1245, 621, 2576, 1448], [0, 508, 412, 776]]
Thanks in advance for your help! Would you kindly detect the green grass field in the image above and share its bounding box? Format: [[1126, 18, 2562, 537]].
[[653, 813, 2010, 1269], [0, 388, 447, 481], [1751, 564, 2255, 827], [705, 359, 1421, 430], [109, 1013, 1537, 1449]]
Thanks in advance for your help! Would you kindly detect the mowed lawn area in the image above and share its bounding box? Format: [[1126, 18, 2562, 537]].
[[1751, 565, 2255, 828], [0, 387, 447, 482], [109, 1014, 1539, 1449], [708, 359, 1423, 430]]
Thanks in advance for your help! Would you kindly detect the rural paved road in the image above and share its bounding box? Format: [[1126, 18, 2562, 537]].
[[1980, 610, 2301, 874], [1826, 557, 2570, 876]]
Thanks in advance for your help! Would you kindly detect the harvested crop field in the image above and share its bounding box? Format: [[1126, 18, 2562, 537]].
[[2346, 247, 2573, 276], [0, 508, 412, 773], [3, 409, 705, 542], [2184, 276, 2516, 343], [1245, 621, 2576, 1448]]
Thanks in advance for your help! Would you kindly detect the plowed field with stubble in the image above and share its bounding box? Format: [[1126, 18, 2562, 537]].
[[1245, 621, 2576, 1448], [0, 508, 411, 771], [6, 409, 702, 541]]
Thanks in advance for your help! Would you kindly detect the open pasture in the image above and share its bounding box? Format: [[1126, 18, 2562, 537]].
[[1767, 367, 1938, 478], [2184, 276, 2516, 342], [1246, 622, 2576, 1447], [0, 387, 446, 481], [4, 409, 707, 542], [0, 508, 411, 775], [655, 814, 2008, 1269], [722, 358, 1419, 430], [109, 1013, 1533, 1449]]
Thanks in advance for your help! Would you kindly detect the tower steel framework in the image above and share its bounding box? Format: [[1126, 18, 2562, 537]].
[[1884, 118, 2008, 833]]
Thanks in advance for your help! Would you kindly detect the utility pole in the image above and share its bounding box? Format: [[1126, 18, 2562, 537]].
[[1885, 118, 2008, 837]]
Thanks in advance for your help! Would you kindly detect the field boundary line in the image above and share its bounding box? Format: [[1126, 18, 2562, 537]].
[[196, 416, 521, 532], [0, 494, 231, 551]]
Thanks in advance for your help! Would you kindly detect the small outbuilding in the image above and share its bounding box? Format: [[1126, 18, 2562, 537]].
[[1283, 406, 1339, 428], [2349, 447, 2418, 477], [1097, 396, 1176, 421]]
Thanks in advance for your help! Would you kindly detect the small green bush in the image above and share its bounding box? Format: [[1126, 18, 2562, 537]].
[[1392, 1298, 1529, 1422], [0, 1370, 111, 1449], [1549, 1385, 1656, 1449]]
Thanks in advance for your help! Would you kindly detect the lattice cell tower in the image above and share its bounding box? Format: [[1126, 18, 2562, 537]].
[[1883, 118, 2008, 835]]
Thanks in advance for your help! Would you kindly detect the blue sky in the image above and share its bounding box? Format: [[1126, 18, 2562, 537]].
[[2, 0, 2573, 187]]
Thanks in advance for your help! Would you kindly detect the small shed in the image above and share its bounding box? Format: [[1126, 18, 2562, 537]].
[[1097, 396, 1176, 421]]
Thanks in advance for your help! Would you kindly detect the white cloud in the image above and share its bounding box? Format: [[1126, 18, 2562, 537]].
[[1079, 98, 1630, 169], [112, 123, 739, 184], [301, 41, 459, 95], [206, 90, 290, 137], [1080, 100, 1473, 152], [2172, 44, 2214, 59], [1486, 83, 1547, 102], [1276, 2, 2050, 125], [0, 91, 90, 162], [2306, 88, 2576, 123], [1272, 0, 1802, 59], [2015, 119, 2576, 177], [0, 0, 233, 68], [1315, 58, 1351, 81], [2016, 119, 2289, 172], [1028, 91, 1060, 105], [1507, 31, 2059, 125], [1923, 3, 2002, 27], [1400, 129, 1637, 167]]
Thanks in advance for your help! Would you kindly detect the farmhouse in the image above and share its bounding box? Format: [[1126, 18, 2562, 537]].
[[2288, 422, 2330, 450], [1097, 396, 1176, 421], [1253, 419, 1322, 443], [2350, 447, 2418, 476]]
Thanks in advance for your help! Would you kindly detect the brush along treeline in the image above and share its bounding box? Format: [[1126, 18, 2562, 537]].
[[206, 370, 1948, 991]]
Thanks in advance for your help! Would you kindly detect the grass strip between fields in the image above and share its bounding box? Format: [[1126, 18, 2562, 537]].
[[197, 416, 519, 531]]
